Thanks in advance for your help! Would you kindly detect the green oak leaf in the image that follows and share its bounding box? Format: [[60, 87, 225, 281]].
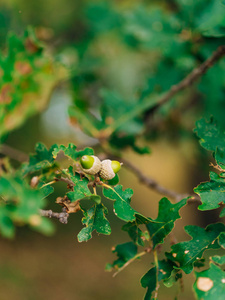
[[0, 174, 52, 236], [0, 205, 15, 239], [103, 185, 136, 222], [107, 174, 120, 186], [211, 255, 225, 265], [77, 203, 111, 242], [22, 143, 57, 175], [194, 118, 225, 165], [100, 89, 145, 137], [194, 171, 225, 211], [39, 184, 54, 199], [0, 175, 46, 220], [163, 269, 182, 288], [146, 197, 187, 248], [68, 105, 103, 138], [141, 259, 175, 300], [106, 242, 137, 271], [52, 143, 94, 160], [194, 263, 225, 300], [122, 211, 152, 246], [194, 258, 206, 269], [122, 222, 146, 246], [196, 0, 225, 38], [109, 134, 151, 155], [166, 223, 225, 274], [63, 167, 96, 202], [0, 28, 68, 137], [219, 232, 225, 248]]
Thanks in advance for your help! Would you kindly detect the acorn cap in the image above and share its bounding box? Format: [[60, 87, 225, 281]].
[[100, 159, 122, 180], [80, 155, 101, 175]]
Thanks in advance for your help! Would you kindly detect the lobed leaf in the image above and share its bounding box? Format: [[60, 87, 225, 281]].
[[122, 222, 146, 247], [166, 223, 225, 274], [103, 185, 136, 222], [141, 259, 176, 300], [52, 143, 94, 160], [0, 28, 68, 137], [0, 174, 53, 236], [219, 232, 225, 248], [78, 203, 111, 242], [63, 167, 95, 202], [194, 172, 225, 212], [0, 205, 15, 239], [22, 143, 57, 175], [146, 197, 187, 248], [194, 118, 225, 166], [106, 242, 137, 271]]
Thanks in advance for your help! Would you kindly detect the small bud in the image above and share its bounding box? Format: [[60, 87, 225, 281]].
[[100, 159, 122, 180], [80, 155, 101, 175], [30, 176, 39, 188]]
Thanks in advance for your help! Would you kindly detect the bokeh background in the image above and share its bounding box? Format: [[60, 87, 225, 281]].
[[1, 0, 225, 299]]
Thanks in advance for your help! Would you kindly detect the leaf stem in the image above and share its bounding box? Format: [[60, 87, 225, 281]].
[[93, 186, 97, 195], [153, 248, 159, 300], [113, 249, 151, 278], [100, 182, 114, 190], [40, 180, 56, 188]]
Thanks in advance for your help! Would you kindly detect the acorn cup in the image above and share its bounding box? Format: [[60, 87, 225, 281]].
[[80, 155, 101, 175], [100, 159, 122, 180]]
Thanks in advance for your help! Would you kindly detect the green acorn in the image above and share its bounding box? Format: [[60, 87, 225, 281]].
[[80, 155, 101, 175], [100, 159, 122, 180]]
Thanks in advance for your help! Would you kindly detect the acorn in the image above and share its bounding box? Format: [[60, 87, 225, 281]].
[[80, 155, 101, 175], [100, 159, 122, 180]]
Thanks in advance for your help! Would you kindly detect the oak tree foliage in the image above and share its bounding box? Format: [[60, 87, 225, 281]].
[[1, 1, 225, 299]]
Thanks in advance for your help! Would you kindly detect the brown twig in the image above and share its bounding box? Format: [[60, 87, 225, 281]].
[[101, 45, 225, 137], [157, 46, 225, 106], [39, 207, 69, 224], [0, 144, 29, 162], [55, 176, 75, 186], [153, 45, 225, 110], [108, 155, 200, 203]]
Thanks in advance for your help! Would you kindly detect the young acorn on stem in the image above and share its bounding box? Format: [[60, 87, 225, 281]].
[[80, 155, 101, 175], [80, 155, 122, 180]]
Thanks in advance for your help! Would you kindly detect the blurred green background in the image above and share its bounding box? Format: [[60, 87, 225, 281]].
[[1, 0, 225, 299]]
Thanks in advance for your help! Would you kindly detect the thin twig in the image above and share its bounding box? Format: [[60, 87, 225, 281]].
[[0, 144, 29, 162], [108, 155, 200, 203], [153, 248, 159, 300], [113, 248, 151, 277], [39, 208, 69, 224], [55, 176, 75, 186], [40, 180, 56, 188], [154, 45, 225, 109], [100, 45, 225, 136]]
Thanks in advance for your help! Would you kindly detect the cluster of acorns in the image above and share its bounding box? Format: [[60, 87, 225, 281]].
[[80, 155, 122, 180]]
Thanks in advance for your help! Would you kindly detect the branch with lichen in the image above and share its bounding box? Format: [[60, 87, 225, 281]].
[[39, 208, 69, 224]]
